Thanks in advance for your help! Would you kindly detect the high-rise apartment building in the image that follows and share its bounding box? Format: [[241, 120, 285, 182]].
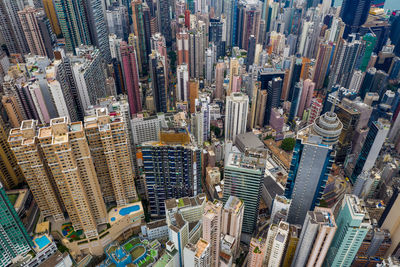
[[42, 0, 61, 36], [120, 42, 142, 115], [72, 47, 107, 110], [328, 37, 366, 89], [203, 200, 222, 267], [215, 62, 225, 99], [131, 113, 172, 145], [85, 0, 111, 62], [285, 112, 342, 225], [106, 3, 129, 40], [222, 196, 244, 256], [324, 195, 371, 266], [84, 108, 137, 206], [264, 221, 289, 267], [336, 99, 361, 163], [0, 0, 29, 54], [248, 236, 267, 267], [177, 30, 190, 65], [313, 42, 333, 90], [9, 118, 108, 238], [177, 64, 189, 102], [156, 0, 172, 45], [18, 7, 55, 58], [351, 118, 390, 184], [132, 0, 149, 73], [149, 50, 168, 113], [223, 150, 266, 234], [142, 129, 202, 216], [0, 118, 24, 190], [292, 207, 337, 267], [54, 0, 91, 52], [224, 92, 249, 142], [0, 182, 34, 266], [183, 239, 211, 267], [265, 77, 282, 125], [166, 194, 206, 267]]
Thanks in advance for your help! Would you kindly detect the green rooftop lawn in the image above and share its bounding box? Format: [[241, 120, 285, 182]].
[[130, 246, 145, 260]]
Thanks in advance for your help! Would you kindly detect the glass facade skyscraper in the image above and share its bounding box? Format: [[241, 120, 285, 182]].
[[324, 195, 371, 266], [222, 150, 266, 234], [285, 112, 342, 225], [142, 132, 202, 217], [351, 118, 390, 184], [0, 182, 33, 266]]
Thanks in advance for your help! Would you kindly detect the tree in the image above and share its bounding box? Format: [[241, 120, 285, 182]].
[[280, 138, 296, 152], [211, 125, 221, 137]]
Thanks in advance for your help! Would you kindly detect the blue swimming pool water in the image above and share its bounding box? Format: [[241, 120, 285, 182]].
[[111, 217, 116, 222], [119, 205, 140, 216], [35, 235, 51, 249]]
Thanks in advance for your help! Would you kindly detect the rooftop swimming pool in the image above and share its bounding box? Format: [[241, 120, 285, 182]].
[[34, 235, 51, 249], [119, 205, 140, 216]]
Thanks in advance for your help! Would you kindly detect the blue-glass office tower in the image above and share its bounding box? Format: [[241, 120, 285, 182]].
[[340, 0, 371, 36], [350, 118, 390, 184], [288, 82, 302, 123], [142, 138, 202, 217], [0, 182, 34, 266], [288, 58, 303, 102], [285, 112, 342, 225], [265, 77, 283, 125]]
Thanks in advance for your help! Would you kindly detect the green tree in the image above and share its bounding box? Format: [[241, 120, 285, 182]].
[[280, 138, 296, 152]]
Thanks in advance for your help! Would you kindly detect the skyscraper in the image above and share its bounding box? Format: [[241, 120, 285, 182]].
[[9, 118, 108, 238], [177, 29, 189, 65], [42, 0, 61, 36], [120, 42, 142, 115], [222, 196, 244, 256], [72, 47, 107, 110], [177, 64, 189, 102], [285, 112, 342, 225], [0, 0, 29, 54], [84, 108, 137, 206], [292, 207, 337, 267], [54, 0, 91, 53], [0, 118, 24, 190], [85, 0, 112, 62], [264, 77, 282, 125], [324, 195, 371, 266], [132, 0, 149, 73], [142, 129, 202, 216], [18, 7, 55, 58], [351, 118, 390, 184], [335, 99, 361, 163], [223, 150, 266, 234], [313, 42, 333, 90], [203, 200, 222, 267], [149, 50, 168, 113], [340, 0, 371, 35], [0, 182, 34, 266], [157, 0, 172, 45], [224, 93, 249, 142], [264, 221, 290, 267]]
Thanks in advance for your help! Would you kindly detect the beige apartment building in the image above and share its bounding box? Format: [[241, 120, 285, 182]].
[[9, 117, 108, 238], [84, 107, 137, 206]]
